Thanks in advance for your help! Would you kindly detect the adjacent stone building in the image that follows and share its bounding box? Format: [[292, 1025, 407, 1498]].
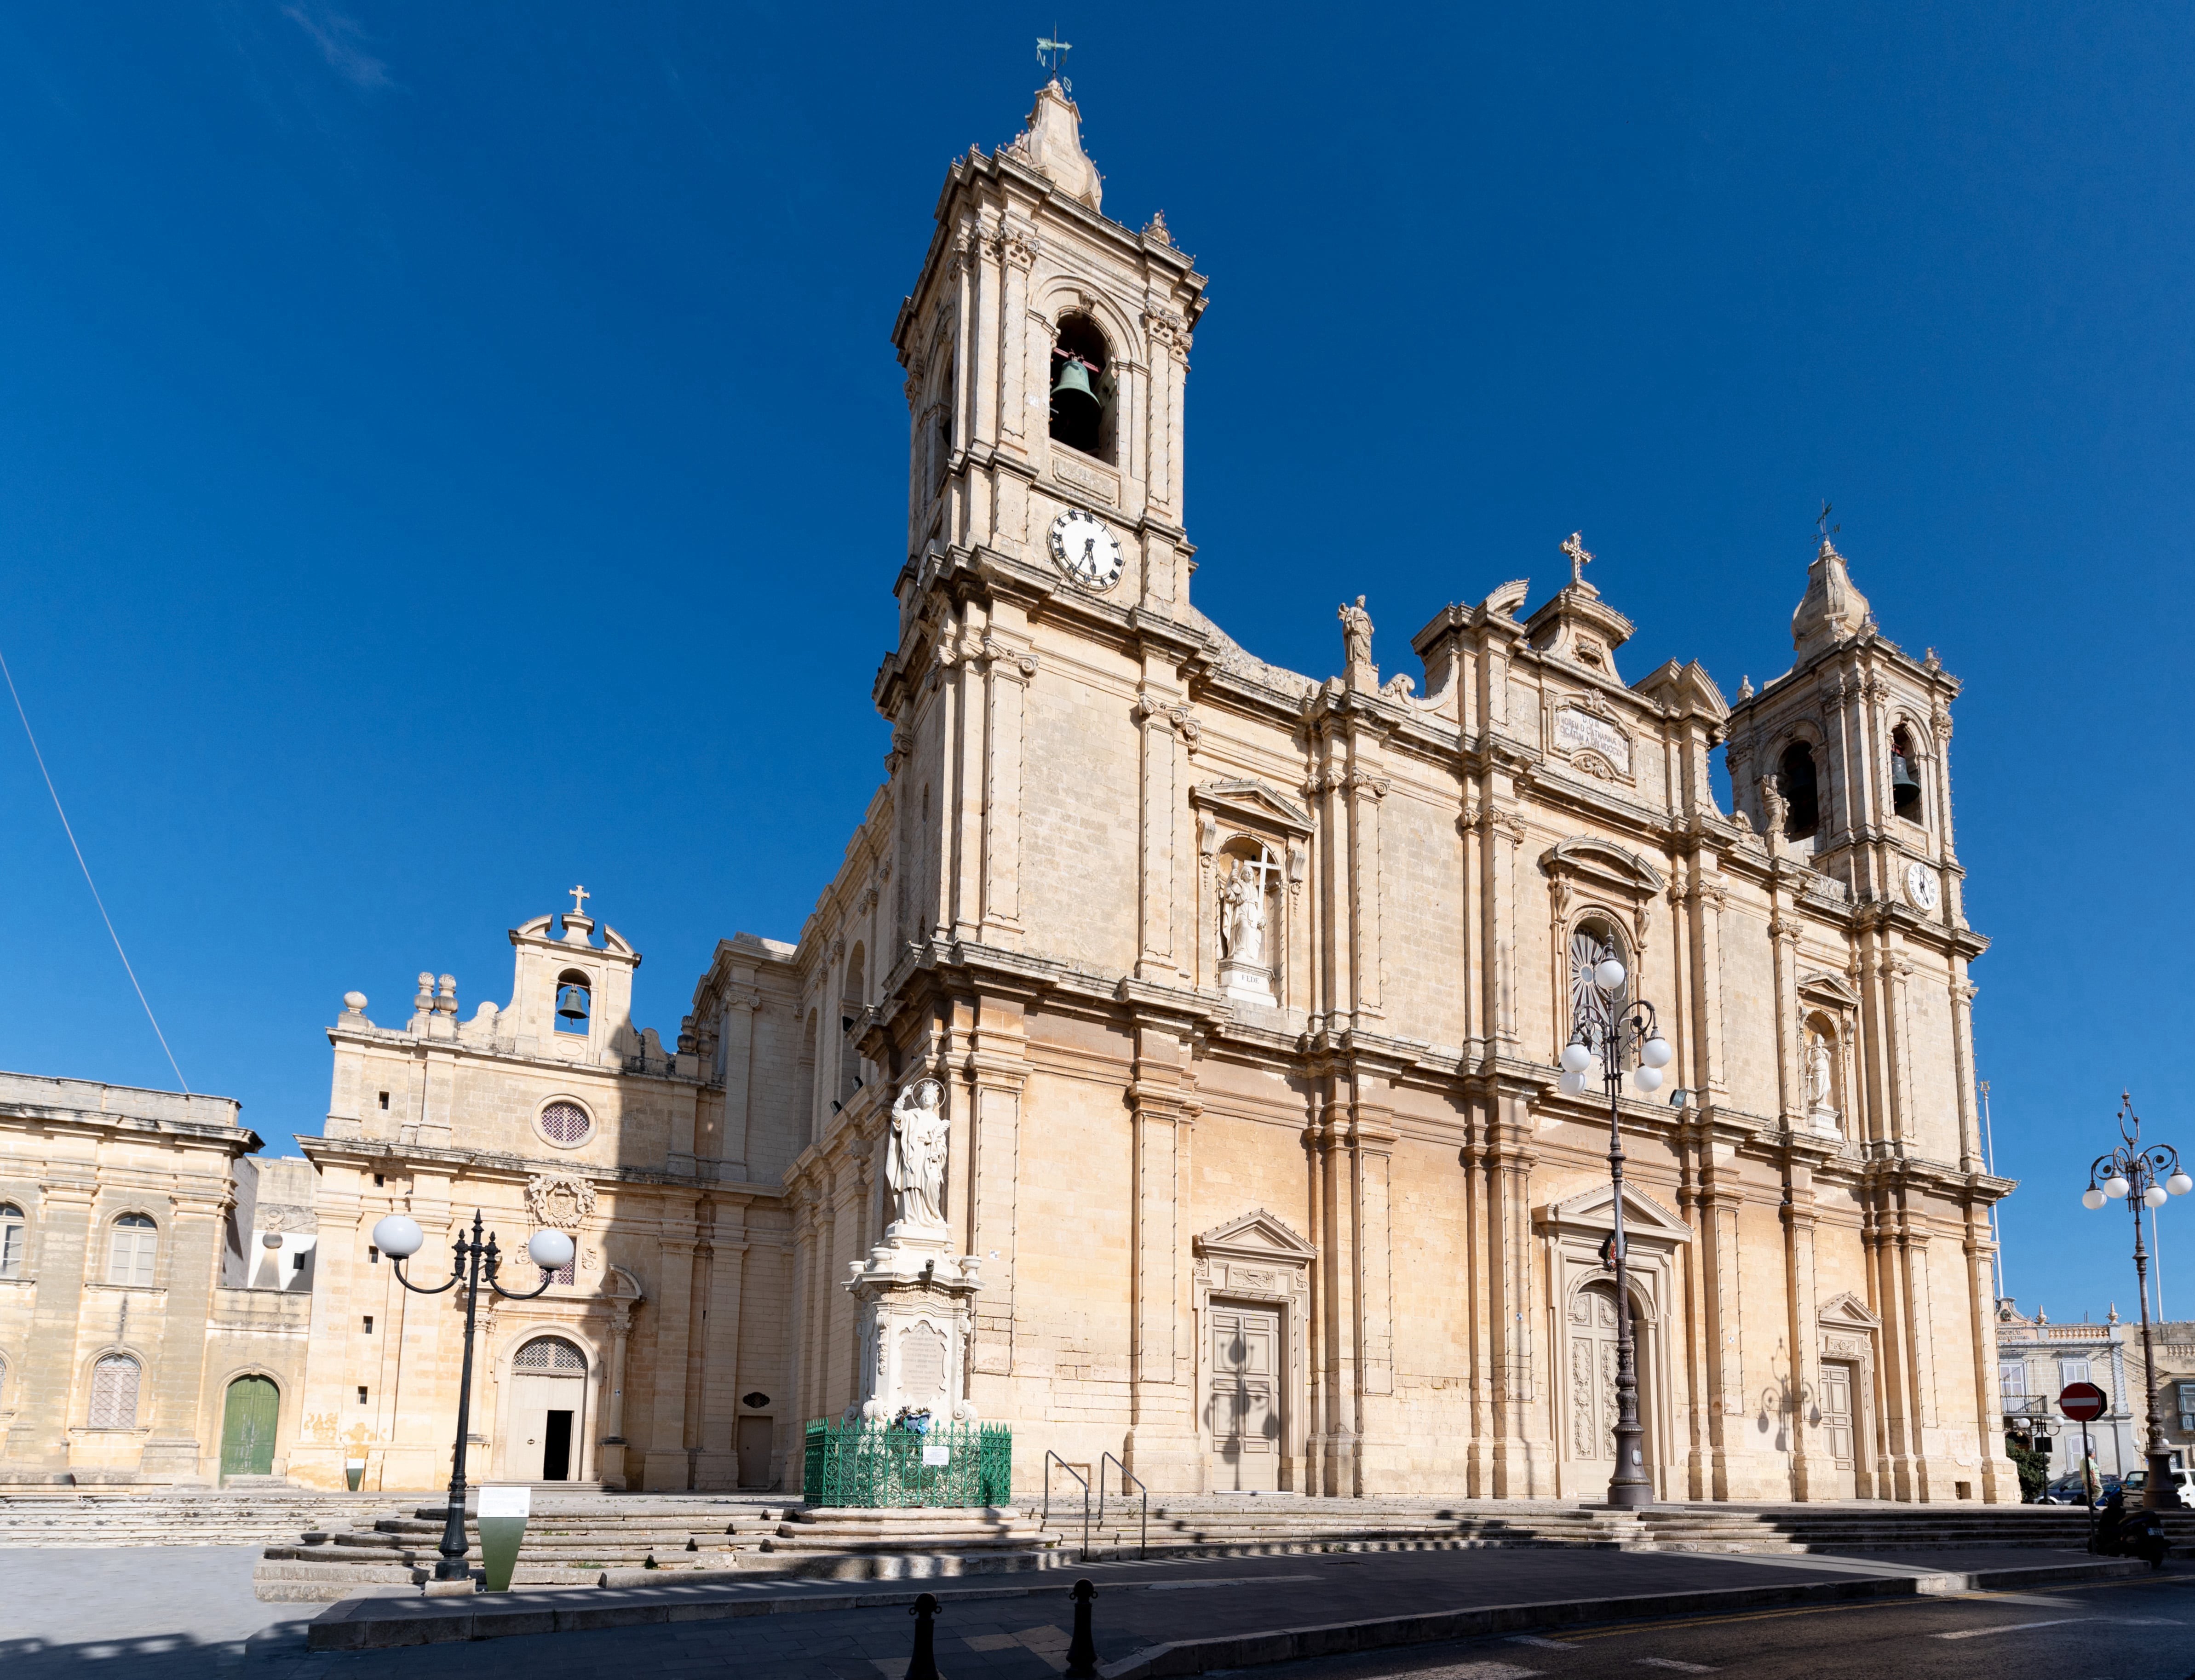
[[0, 80, 2018, 1502], [0, 1072, 312, 1484], [1993, 1299, 2141, 1478]]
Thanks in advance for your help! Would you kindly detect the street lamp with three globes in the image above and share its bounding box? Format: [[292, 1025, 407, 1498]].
[[368, 1209, 577, 1581], [1559, 953, 1674, 1509]]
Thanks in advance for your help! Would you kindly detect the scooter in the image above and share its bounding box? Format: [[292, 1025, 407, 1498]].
[[2091, 1490, 2170, 1569]]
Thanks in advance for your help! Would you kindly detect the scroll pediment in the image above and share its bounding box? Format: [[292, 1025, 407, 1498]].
[[1540, 835, 1666, 897], [1191, 779, 1314, 837], [1536, 1182, 1692, 1243], [1193, 1207, 1317, 1262]]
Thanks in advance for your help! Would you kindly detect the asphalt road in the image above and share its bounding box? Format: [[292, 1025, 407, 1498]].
[[1237, 1570, 2195, 1680]]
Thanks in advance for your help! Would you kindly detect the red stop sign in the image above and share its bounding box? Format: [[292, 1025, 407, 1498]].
[[2058, 1381, 2108, 1422]]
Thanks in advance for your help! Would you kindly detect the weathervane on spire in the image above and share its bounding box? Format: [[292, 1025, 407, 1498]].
[[1036, 29, 1073, 85], [1561, 531, 1593, 587], [1816, 500, 1840, 547]]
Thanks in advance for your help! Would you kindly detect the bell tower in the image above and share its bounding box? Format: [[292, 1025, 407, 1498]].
[[889, 81, 1208, 624]]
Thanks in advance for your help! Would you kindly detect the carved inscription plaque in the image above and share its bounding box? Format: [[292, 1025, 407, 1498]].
[[899, 1323, 948, 1400], [1554, 707, 1632, 777]]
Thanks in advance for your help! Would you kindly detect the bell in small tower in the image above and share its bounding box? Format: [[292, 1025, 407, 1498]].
[[1050, 354, 1101, 427], [555, 983, 591, 1026], [1890, 744, 1923, 820]]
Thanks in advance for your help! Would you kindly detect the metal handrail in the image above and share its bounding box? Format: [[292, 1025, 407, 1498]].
[[1098, 1452, 1148, 1560], [1039, 1451, 1090, 1562]]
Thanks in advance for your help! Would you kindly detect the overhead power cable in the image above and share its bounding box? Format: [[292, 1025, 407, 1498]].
[[0, 642, 189, 1092]]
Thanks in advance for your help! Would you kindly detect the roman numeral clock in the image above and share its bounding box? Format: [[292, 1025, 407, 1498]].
[[1047, 507, 1124, 591]]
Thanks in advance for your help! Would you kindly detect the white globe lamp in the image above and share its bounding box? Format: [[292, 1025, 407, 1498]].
[[1632, 1066, 1664, 1094], [2143, 1184, 2169, 1209], [1559, 1069, 1589, 1097], [528, 1229, 577, 1271], [2082, 1187, 2107, 1210], [1639, 1035, 1673, 1069], [2169, 1172, 2194, 1197], [2104, 1174, 2131, 1199], [1560, 1041, 1595, 1074], [1594, 957, 1627, 994], [371, 1215, 424, 1259]]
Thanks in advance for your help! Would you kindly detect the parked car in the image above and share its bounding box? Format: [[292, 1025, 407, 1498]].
[[2118, 1465, 2195, 1504], [2041, 1471, 2123, 1505]]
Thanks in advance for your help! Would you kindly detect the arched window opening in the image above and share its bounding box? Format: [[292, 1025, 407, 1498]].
[[1048, 313, 1116, 462], [1569, 920, 1628, 1044], [923, 355, 955, 503], [513, 1335, 587, 1372], [1777, 742, 1820, 841], [1889, 725, 1923, 823], [839, 946, 866, 1101], [109, 1213, 157, 1287], [0, 1203, 24, 1279], [89, 1353, 141, 1429], [554, 970, 592, 1036]]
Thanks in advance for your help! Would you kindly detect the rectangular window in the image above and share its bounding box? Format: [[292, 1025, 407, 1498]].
[[373, 1173, 384, 1187], [368, 1246, 379, 1264], [108, 1226, 156, 1287], [1999, 1362, 2027, 1398], [362, 1316, 373, 1335], [292, 1252, 306, 1272], [357, 1387, 368, 1405], [2178, 1382, 2195, 1426], [377, 1091, 389, 1110], [0, 1212, 23, 1279], [2058, 1359, 2092, 1388]]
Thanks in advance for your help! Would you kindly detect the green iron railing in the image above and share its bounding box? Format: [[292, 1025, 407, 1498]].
[[802, 1419, 1013, 1508]]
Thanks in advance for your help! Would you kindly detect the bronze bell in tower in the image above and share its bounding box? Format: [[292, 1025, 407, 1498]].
[[1050, 354, 1101, 426], [1890, 750, 1923, 815], [555, 983, 590, 1025]]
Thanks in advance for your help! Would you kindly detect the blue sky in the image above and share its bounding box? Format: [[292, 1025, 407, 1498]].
[[2, 3, 2190, 1328]]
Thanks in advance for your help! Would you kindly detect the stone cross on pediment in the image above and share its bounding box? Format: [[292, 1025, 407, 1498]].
[[1562, 532, 1593, 587]]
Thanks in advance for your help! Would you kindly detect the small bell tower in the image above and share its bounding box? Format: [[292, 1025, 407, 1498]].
[[1724, 539, 1964, 919], [890, 81, 1208, 621]]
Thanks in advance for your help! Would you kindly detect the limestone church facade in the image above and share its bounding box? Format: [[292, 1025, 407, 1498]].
[[0, 83, 2013, 1504]]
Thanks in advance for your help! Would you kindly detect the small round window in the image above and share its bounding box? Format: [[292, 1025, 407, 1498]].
[[539, 1101, 593, 1146]]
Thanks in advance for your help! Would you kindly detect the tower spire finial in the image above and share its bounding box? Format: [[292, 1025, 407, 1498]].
[[1561, 531, 1594, 587], [1036, 29, 1073, 86]]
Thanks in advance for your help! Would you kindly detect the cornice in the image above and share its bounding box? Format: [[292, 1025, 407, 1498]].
[[0, 1105, 263, 1157], [294, 1136, 782, 1201]]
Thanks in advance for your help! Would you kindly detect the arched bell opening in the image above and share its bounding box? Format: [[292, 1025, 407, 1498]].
[[1777, 741, 1820, 841], [554, 970, 592, 1036], [1048, 312, 1116, 462], [1889, 724, 1924, 824]]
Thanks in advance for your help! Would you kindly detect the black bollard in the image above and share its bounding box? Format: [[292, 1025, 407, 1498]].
[[906, 1591, 945, 1680], [1063, 1577, 1099, 1679]]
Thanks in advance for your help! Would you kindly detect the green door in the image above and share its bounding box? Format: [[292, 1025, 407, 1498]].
[[219, 1376, 279, 1482]]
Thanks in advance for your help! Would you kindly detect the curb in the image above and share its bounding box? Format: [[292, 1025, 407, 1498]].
[[1092, 1560, 2157, 1678], [305, 1554, 2150, 1655]]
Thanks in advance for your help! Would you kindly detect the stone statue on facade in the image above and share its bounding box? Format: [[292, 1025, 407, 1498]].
[[886, 1078, 949, 1232], [1339, 595, 1373, 670], [1218, 865, 1267, 966], [1806, 1034, 1834, 1110]]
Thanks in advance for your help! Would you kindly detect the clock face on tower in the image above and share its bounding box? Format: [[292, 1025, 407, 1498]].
[[1047, 508, 1125, 591], [1903, 860, 1939, 912]]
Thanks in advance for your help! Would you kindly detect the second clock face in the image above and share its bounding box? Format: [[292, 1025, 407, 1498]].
[[1048, 509, 1125, 591]]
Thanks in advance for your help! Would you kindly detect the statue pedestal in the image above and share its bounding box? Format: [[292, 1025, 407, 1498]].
[[1807, 1103, 1842, 1139], [844, 1229, 983, 1422], [1218, 957, 1275, 1007]]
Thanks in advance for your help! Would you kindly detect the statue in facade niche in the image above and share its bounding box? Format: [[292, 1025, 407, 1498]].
[[1218, 864, 1267, 967], [1807, 1032, 1836, 1113], [886, 1078, 949, 1232]]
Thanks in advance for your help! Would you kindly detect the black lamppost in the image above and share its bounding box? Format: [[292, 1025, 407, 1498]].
[[1560, 953, 1674, 1510], [370, 1210, 575, 1581], [2079, 1093, 2192, 1511]]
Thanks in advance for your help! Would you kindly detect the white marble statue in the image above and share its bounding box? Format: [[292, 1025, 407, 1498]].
[[886, 1078, 949, 1231], [1218, 866, 1267, 967], [1807, 1032, 1835, 1112]]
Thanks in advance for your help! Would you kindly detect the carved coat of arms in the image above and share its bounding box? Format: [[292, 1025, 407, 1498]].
[[525, 1172, 597, 1231]]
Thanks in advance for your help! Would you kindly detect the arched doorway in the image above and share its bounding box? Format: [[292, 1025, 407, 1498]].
[[1566, 1281, 1654, 1489], [219, 1375, 279, 1482], [510, 1336, 587, 1482]]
